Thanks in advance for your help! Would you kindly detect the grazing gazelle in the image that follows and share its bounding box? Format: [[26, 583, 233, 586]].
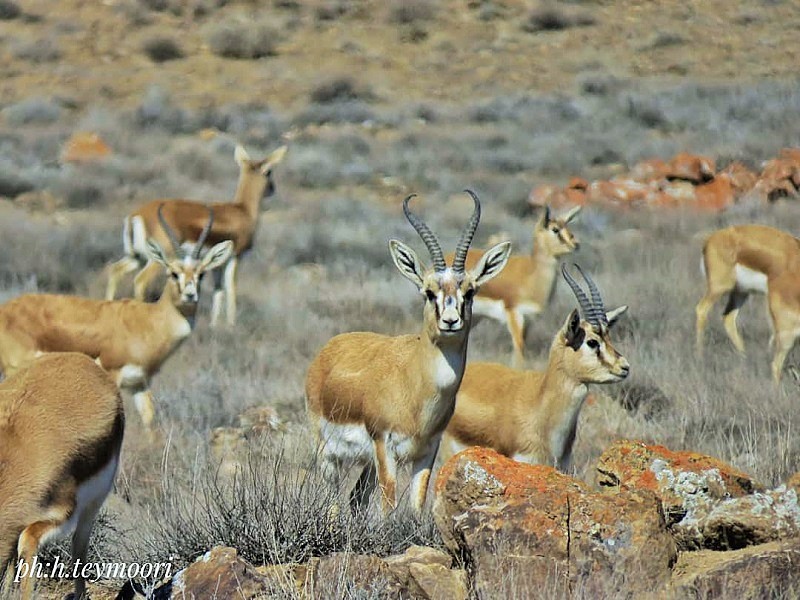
[[442, 264, 629, 471], [0, 353, 124, 600], [0, 207, 232, 430], [696, 224, 800, 382], [105, 143, 287, 326], [306, 191, 511, 515], [448, 205, 581, 366]]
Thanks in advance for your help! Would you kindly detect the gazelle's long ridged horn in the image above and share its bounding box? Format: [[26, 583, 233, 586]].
[[157, 203, 182, 255], [403, 194, 446, 272], [192, 207, 215, 259], [561, 263, 594, 324], [574, 263, 608, 328], [451, 189, 482, 273]]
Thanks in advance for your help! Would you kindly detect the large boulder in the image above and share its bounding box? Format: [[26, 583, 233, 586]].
[[434, 447, 676, 597]]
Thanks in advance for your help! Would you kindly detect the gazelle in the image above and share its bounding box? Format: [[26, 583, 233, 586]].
[[448, 205, 581, 366], [441, 264, 629, 471], [105, 143, 287, 326], [306, 191, 511, 515], [695, 224, 800, 382], [0, 352, 124, 600], [0, 207, 232, 429]]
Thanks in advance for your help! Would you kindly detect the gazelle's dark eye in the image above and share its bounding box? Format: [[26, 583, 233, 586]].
[[551, 227, 560, 234], [425, 290, 437, 302], [198, 273, 205, 281], [586, 339, 599, 349], [170, 272, 179, 280], [265, 169, 273, 178]]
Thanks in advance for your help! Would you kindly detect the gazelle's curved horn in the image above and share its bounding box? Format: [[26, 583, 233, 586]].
[[403, 194, 446, 272], [157, 203, 181, 255], [573, 264, 608, 328], [451, 189, 481, 273], [561, 263, 595, 325], [192, 206, 215, 259]]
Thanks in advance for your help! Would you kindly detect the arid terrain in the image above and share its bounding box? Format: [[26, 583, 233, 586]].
[[1, 0, 800, 597]]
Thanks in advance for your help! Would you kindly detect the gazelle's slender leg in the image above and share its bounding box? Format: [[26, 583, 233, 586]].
[[105, 256, 141, 300], [349, 462, 378, 514], [372, 433, 397, 515], [722, 289, 749, 354], [133, 388, 156, 430], [133, 260, 162, 301], [695, 290, 725, 355], [506, 308, 526, 367], [223, 257, 238, 326], [772, 330, 797, 383], [409, 437, 441, 515], [17, 519, 65, 600], [70, 500, 103, 600]]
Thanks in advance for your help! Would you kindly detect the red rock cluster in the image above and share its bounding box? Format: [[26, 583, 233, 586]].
[[529, 149, 800, 212]]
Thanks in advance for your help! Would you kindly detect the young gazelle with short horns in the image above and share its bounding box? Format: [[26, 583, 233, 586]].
[[0, 207, 232, 430], [442, 264, 629, 471], [1, 353, 124, 600], [306, 191, 511, 515], [695, 224, 800, 382], [105, 143, 287, 326], [448, 205, 581, 366]]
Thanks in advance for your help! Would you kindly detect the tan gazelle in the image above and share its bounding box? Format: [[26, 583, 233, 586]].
[[449, 205, 581, 365], [695, 224, 800, 381], [306, 191, 511, 515], [105, 143, 287, 326], [0, 353, 124, 600], [0, 207, 232, 430], [441, 264, 629, 471]]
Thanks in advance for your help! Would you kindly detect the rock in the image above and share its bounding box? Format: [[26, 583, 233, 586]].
[[670, 538, 800, 598], [311, 553, 409, 599], [61, 131, 112, 163], [157, 546, 284, 598], [434, 447, 676, 597], [384, 546, 467, 600], [694, 175, 735, 212], [666, 152, 716, 183], [673, 486, 800, 550], [238, 405, 282, 436], [595, 440, 763, 526]]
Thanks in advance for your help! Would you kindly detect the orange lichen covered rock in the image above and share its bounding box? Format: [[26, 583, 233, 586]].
[[61, 131, 112, 163], [434, 447, 676, 597], [665, 152, 715, 183]]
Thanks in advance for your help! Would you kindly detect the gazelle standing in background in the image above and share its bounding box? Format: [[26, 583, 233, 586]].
[[306, 191, 511, 515], [695, 224, 800, 381], [0, 207, 232, 430], [0, 353, 124, 600], [449, 205, 581, 366], [441, 264, 629, 471], [105, 143, 287, 326]]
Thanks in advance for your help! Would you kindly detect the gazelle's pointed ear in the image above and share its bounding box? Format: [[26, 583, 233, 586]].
[[234, 145, 251, 167], [563, 309, 585, 351], [389, 239, 425, 289], [145, 239, 170, 267], [261, 145, 288, 173], [562, 205, 582, 223], [470, 241, 511, 288], [199, 241, 234, 272], [606, 305, 628, 328], [537, 205, 551, 228]]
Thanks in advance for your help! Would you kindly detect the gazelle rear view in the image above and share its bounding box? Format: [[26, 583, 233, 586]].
[[306, 191, 511, 515]]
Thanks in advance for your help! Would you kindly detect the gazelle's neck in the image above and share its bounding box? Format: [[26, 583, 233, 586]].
[[530, 238, 560, 300], [234, 173, 264, 222]]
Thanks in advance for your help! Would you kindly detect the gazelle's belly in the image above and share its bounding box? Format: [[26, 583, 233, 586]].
[[318, 418, 426, 465], [735, 264, 768, 294], [472, 299, 542, 323]]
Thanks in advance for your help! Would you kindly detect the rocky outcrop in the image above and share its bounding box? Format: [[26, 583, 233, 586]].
[[434, 447, 676, 597]]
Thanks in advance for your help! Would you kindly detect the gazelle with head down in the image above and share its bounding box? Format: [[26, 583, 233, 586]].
[[449, 205, 581, 366], [306, 191, 511, 515], [1, 353, 124, 600], [105, 144, 287, 326], [442, 264, 629, 472], [0, 207, 232, 430], [695, 224, 800, 382]]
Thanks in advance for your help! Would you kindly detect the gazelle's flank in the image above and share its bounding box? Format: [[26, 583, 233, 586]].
[[442, 264, 629, 471], [105, 144, 287, 326], [0, 207, 232, 429], [0, 353, 124, 600], [451, 205, 581, 365], [306, 191, 511, 515], [695, 224, 800, 381]]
